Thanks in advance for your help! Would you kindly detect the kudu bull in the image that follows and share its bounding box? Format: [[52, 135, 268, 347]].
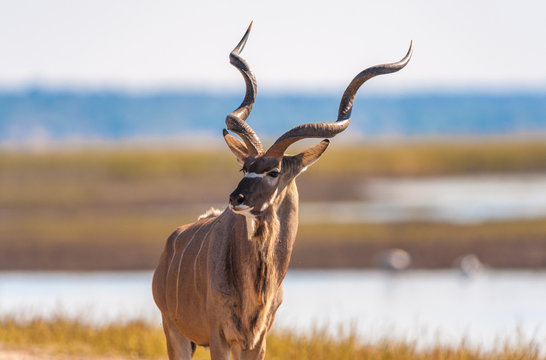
[[152, 23, 412, 359]]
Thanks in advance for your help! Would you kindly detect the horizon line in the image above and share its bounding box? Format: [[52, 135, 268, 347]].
[[1, 84, 546, 97]]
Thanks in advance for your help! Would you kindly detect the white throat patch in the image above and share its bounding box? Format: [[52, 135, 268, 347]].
[[246, 216, 257, 239], [229, 204, 254, 217]]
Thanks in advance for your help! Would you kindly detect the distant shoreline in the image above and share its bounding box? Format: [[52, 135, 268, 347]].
[[2, 144, 545, 271], [1, 91, 546, 144], [2, 218, 545, 271]]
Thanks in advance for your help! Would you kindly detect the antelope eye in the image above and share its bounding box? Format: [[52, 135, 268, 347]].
[[267, 170, 280, 178]]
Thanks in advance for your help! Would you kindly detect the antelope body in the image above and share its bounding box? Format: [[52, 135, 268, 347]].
[[152, 24, 412, 359]]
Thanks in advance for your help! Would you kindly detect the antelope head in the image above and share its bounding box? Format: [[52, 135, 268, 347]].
[[224, 23, 412, 216]]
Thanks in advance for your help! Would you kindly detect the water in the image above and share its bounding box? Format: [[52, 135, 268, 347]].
[[1, 91, 545, 144], [301, 174, 546, 224], [1, 270, 545, 349]]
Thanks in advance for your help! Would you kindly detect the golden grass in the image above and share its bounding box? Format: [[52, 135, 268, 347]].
[[0, 209, 188, 246], [2, 141, 546, 269], [2, 140, 545, 208], [298, 218, 546, 245], [0, 316, 543, 360], [2, 140, 546, 179], [2, 141, 546, 247], [0, 316, 166, 358], [4, 210, 546, 248], [315, 141, 546, 176]]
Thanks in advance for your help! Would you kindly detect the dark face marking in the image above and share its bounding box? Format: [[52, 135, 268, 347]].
[[244, 157, 280, 175], [227, 140, 330, 216], [228, 156, 283, 216]]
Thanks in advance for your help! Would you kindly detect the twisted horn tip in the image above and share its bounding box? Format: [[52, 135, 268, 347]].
[[232, 21, 254, 55], [403, 41, 413, 63]]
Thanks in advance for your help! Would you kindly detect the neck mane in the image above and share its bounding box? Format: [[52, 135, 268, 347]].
[[227, 180, 299, 303], [221, 180, 299, 348]]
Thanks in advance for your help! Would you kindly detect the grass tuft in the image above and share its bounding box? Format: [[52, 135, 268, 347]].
[[1, 316, 544, 359], [0, 315, 166, 358]]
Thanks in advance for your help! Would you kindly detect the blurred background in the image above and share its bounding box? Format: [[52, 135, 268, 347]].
[[1, 0, 545, 358]]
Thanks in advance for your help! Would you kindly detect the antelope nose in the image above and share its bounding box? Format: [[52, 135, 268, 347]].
[[230, 193, 246, 206]]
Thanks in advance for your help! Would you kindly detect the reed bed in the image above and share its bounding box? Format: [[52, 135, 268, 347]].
[[2, 140, 546, 180], [1, 140, 546, 270], [0, 316, 543, 360], [2, 215, 545, 270]]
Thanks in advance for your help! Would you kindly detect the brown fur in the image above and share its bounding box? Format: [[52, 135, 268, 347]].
[[153, 178, 301, 359]]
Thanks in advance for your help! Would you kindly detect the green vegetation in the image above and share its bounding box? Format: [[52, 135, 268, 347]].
[[299, 218, 546, 245], [315, 140, 546, 176], [2, 140, 546, 208], [2, 140, 546, 181], [2, 208, 546, 269], [0, 316, 543, 360], [1, 141, 546, 270], [4, 208, 546, 248]]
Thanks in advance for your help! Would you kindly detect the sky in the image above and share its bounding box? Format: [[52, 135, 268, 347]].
[[0, 0, 545, 93]]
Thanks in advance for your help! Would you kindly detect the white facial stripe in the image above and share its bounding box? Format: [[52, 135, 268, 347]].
[[244, 172, 265, 178]]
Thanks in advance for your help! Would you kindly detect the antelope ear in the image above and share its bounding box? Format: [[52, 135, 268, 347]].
[[299, 139, 330, 169], [285, 139, 330, 177], [223, 129, 248, 166]]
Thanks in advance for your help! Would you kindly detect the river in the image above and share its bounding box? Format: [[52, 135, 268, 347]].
[[301, 174, 546, 224], [1, 270, 545, 350]]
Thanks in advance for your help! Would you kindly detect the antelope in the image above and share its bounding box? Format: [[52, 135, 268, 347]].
[[152, 23, 412, 360]]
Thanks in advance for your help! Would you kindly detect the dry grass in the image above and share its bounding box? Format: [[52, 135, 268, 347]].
[[2, 141, 546, 270], [315, 140, 546, 176], [0, 316, 543, 360], [0, 316, 165, 359], [2, 212, 546, 269], [4, 206, 546, 248], [3, 140, 546, 178], [298, 218, 546, 245], [2, 141, 545, 210]]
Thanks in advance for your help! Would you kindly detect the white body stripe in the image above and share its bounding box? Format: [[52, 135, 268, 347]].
[[175, 223, 205, 315], [193, 215, 222, 289]]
